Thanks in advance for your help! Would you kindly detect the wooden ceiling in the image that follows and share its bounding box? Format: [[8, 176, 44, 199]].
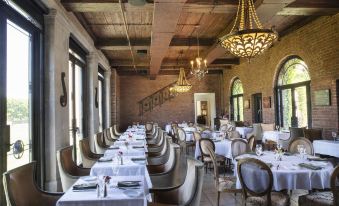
[[61, 0, 339, 78]]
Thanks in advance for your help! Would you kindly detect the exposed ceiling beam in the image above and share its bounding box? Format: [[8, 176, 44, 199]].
[[61, 0, 237, 14], [149, 0, 187, 80], [96, 37, 215, 51], [62, 0, 338, 15], [117, 68, 227, 76], [110, 58, 238, 67]]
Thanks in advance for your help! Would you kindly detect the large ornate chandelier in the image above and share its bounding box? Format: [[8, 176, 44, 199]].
[[219, 0, 278, 61], [173, 68, 192, 93], [190, 26, 208, 80]]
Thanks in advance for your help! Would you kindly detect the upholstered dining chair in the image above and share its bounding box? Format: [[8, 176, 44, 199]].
[[146, 122, 154, 134], [288, 137, 314, 155], [79, 138, 103, 168], [109, 127, 120, 141], [246, 123, 263, 143], [94, 132, 109, 154], [231, 139, 248, 159], [199, 138, 227, 173], [176, 128, 187, 151], [103, 128, 115, 146], [237, 158, 290, 206], [113, 124, 122, 136], [228, 130, 241, 140], [303, 128, 323, 142], [279, 127, 306, 149], [220, 124, 228, 133], [57, 146, 90, 191], [247, 135, 256, 152], [299, 165, 339, 206], [150, 157, 204, 206], [205, 145, 241, 206], [3, 161, 63, 206]]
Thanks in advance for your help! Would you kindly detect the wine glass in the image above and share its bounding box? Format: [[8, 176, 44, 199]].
[[277, 143, 282, 150], [275, 125, 280, 131], [332, 132, 337, 141], [256, 144, 262, 156]]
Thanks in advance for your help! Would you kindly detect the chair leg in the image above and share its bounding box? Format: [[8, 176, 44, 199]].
[[217, 191, 220, 206]]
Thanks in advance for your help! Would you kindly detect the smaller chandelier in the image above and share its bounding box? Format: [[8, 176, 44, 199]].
[[219, 0, 278, 61], [190, 26, 208, 80], [173, 68, 192, 93]]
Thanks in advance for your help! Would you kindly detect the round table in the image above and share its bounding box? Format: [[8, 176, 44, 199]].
[[234, 151, 333, 191]]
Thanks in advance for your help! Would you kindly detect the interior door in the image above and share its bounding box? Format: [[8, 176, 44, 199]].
[[253, 93, 263, 123]]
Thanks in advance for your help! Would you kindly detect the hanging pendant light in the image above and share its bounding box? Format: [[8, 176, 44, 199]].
[[219, 0, 278, 61], [173, 68, 192, 93], [190, 25, 208, 80]]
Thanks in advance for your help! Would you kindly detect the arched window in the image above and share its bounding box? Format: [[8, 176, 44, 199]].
[[276, 57, 311, 130], [230, 78, 244, 121]]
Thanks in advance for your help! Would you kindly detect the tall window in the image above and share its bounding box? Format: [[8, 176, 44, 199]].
[[276, 57, 311, 130], [68, 38, 86, 164], [230, 78, 244, 121], [98, 68, 105, 132]]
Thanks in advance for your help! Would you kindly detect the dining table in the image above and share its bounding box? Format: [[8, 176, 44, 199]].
[[235, 127, 253, 138], [313, 140, 339, 158], [195, 137, 233, 159], [234, 151, 333, 191], [262, 130, 290, 143], [56, 125, 152, 206]]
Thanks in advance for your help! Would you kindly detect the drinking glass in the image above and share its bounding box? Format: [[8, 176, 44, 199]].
[[332, 132, 337, 141], [97, 176, 105, 198], [275, 125, 280, 131], [277, 143, 282, 150], [256, 144, 262, 156]]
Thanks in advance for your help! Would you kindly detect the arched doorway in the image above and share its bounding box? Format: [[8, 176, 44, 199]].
[[230, 78, 244, 121], [275, 56, 311, 130]]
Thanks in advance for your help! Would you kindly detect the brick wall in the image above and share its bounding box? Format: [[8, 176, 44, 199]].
[[222, 14, 339, 138], [118, 74, 223, 130]]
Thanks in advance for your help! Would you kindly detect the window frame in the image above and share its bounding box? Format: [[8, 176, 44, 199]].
[[230, 78, 244, 121], [274, 56, 312, 129]]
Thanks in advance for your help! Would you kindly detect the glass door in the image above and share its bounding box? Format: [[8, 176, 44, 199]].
[[68, 53, 84, 164], [6, 20, 32, 171], [253, 93, 263, 123]]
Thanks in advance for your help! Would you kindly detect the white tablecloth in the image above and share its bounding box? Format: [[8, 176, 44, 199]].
[[195, 139, 233, 159], [262, 131, 290, 143], [90, 156, 152, 189], [236, 127, 253, 138], [234, 152, 333, 191], [57, 176, 147, 206], [313, 140, 339, 158]]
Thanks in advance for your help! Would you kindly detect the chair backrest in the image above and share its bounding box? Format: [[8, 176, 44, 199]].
[[229, 130, 241, 140], [261, 123, 274, 132], [331, 165, 339, 206], [188, 122, 194, 127], [113, 125, 121, 136], [103, 128, 114, 146], [252, 123, 263, 140], [231, 139, 248, 158], [94, 132, 107, 154], [199, 138, 215, 161], [289, 127, 305, 139], [193, 131, 202, 142], [146, 122, 153, 133], [3, 162, 60, 206], [220, 124, 228, 132], [57, 146, 90, 191], [288, 137, 314, 155], [109, 127, 119, 140], [205, 144, 219, 187], [238, 158, 273, 202], [79, 139, 101, 168], [177, 157, 204, 205], [247, 135, 256, 152], [177, 128, 186, 142], [303, 128, 323, 142]]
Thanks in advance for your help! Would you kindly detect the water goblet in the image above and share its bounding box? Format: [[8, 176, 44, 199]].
[[256, 144, 262, 156], [332, 132, 337, 142]]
